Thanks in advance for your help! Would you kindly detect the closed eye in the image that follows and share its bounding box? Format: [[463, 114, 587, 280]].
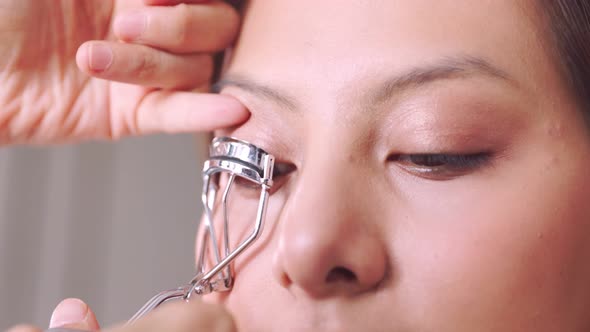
[[388, 152, 492, 179]]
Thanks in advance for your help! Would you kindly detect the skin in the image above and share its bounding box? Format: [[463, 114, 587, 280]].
[[5, 0, 243, 330], [0, 0, 247, 145], [203, 0, 590, 331], [6, 300, 236, 332], [7, 0, 590, 331]]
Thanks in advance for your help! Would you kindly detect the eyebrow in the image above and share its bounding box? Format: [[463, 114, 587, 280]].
[[369, 55, 515, 104], [212, 55, 516, 112]]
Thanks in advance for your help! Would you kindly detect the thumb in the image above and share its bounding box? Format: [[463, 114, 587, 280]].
[[49, 298, 100, 331]]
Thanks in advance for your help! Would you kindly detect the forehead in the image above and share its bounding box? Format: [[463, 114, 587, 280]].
[[228, 0, 549, 96]]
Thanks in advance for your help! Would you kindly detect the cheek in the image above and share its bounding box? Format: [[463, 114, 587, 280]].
[[392, 154, 590, 329]]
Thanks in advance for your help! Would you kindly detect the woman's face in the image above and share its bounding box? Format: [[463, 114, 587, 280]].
[[203, 1, 590, 331]]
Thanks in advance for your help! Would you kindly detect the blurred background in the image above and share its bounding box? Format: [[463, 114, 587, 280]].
[[0, 134, 205, 329]]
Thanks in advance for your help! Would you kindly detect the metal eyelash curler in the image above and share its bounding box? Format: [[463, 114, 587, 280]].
[[46, 137, 274, 332], [128, 136, 275, 322]]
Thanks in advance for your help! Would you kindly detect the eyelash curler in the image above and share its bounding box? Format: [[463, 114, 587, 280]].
[[128, 136, 275, 322], [46, 137, 274, 331]]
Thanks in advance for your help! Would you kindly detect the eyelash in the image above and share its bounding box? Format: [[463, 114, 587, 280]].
[[388, 152, 492, 179], [233, 151, 490, 192], [233, 162, 297, 193], [272, 162, 297, 179]]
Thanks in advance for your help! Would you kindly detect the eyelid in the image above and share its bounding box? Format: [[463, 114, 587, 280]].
[[231, 161, 297, 197], [273, 162, 297, 178], [389, 152, 493, 180]]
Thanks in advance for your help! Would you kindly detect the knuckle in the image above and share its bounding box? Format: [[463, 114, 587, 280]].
[[134, 50, 159, 80]]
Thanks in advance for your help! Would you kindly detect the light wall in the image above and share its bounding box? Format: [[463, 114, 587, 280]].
[[0, 134, 205, 329]]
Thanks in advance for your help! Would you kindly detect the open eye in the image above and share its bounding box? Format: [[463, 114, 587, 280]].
[[388, 152, 492, 179]]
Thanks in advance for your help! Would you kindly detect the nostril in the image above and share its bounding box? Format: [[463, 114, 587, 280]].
[[325, 266, 357, 283]]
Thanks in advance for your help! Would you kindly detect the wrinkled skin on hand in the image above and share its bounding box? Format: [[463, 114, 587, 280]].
[[0, 0, 247, 145], [0, 0, 114, 143]]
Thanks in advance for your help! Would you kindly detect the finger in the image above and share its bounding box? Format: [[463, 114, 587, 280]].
[[105, 301, 236, 332], [114, 1, 240, 53], [76, 41, 212, 89], [5, 325, 42, 332], [130, 92, 249, 136], [49, 298, 100, 331]]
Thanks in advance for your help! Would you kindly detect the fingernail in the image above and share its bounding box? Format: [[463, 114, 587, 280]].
[[88, 43, 113, 72], [114, 12, 147, 41], [49, 298, 89, 328]]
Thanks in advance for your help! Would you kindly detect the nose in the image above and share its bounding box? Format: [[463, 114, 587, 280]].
[[272, 149, 388, 298]]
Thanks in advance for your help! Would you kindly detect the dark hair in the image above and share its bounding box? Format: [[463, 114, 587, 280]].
[[537, 1, 590, 121]]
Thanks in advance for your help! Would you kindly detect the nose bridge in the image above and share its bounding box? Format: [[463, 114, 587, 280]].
[[300, 138, 353, 216], [273, 134, 387, 298], [294, 135, 363, 230]]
